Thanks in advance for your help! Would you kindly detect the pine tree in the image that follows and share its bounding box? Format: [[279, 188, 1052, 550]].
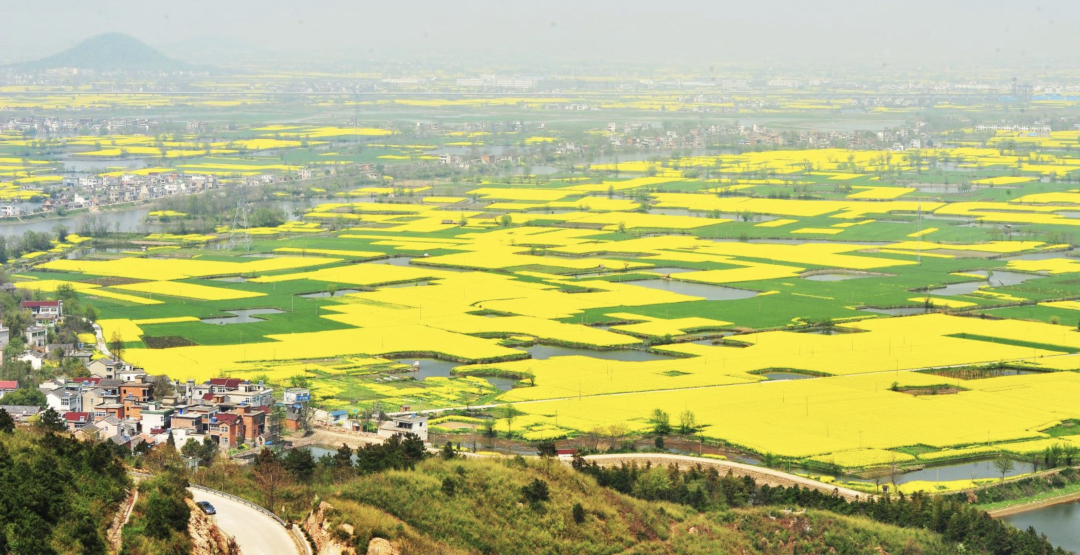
[[37, 407, 66, 433], [0, 408, 14, 434]]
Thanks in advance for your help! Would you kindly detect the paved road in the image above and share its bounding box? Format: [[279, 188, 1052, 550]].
[[189, 488, 298, 555], [92, 322, 112, 358]]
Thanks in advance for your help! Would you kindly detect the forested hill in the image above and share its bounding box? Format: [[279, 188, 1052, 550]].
[[0, 426, 130, 554]]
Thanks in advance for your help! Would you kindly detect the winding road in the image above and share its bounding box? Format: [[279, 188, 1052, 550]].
[[189, 488, 300, 555]]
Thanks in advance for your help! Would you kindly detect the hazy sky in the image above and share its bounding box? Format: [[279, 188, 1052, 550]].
[[3, 0, 1078, 66]]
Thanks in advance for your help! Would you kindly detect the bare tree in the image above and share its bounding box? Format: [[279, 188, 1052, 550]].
[[589, 425, 605, 451], [254, 451, 287, 514], [109, 331, 124, 361], [887, 454, 901, 491], [501, 404, 517, 436], [994, 457, 1015, 482], [605, 423, 629, 452]]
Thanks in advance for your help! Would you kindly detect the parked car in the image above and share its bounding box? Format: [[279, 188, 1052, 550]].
[[197, 501, 216, 515]]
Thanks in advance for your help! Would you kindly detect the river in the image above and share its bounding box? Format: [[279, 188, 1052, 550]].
[[1003, 500, 1080, 553], [0, 197, 338, 237]]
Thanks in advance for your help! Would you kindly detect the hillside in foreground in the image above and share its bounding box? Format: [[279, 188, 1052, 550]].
[[201, 444, 1023, 555]]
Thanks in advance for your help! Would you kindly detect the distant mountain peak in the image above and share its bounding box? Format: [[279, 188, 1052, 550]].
[[17, 33, 192, 72]]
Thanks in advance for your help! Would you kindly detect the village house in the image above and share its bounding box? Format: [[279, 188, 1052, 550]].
[[0, 405, 39, 423], [207, 412, 243, 448], [234, 404, 266, 442], [63, 411, 92, 432], [377, 414, 429, 443], [18, 351, 44, 370], [25, 326, 46, 348], [88, 359, 123, 379], [91, 415, 121, 439], [170, 409, 207, 436], [21, 300, 62, 326], [119, 379, 154, 403], [189, 378, 273, 407], [139, 402, 174, 432], [45, 388, 82, 414], [0, 381, 18, 400]]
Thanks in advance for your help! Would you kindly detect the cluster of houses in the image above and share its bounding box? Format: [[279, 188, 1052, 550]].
[[437, 153, 520, 169], [1, 351, 431, 451], [61, 172, 219, 205], [1, 116, 159, 135], [0, 300, 97, 371], [0, 172, 221, 219], [34, 360, 281, 450]]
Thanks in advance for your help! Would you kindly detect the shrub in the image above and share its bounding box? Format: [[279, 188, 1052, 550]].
[[521, 479, 550, 504], [572, 503, 585, 524]]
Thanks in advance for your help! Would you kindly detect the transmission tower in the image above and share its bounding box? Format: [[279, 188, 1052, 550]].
[[228, 200, 253, 251]]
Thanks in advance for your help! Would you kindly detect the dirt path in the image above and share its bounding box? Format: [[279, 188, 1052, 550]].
[[302, 427, 385, 449], [107, 487, 139, 553], [581, 453, 871, 501]]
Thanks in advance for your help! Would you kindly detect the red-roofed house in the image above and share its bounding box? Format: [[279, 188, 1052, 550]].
[[208, 378, 243, 390], [208, 413, 242, 448], [0, 380, 18, 400], [21, 300, 62, 325], [63, 411, 92, 431]]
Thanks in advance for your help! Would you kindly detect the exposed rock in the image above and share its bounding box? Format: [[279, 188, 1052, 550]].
[[366, 537, 399, 555], [187, 498, 241, 555], [107, 487, 138, 552], [304, 501, 357, 555]]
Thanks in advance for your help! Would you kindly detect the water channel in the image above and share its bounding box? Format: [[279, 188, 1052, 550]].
[[622, 279, 760, 301], [394, 358, 518, 392], [1003, 501, 1080, 553]]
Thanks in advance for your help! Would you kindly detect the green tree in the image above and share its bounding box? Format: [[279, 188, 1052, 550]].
[[536, 440, 558, 458], [143, 473, 190, 540], [572, 503, 586, 524], [1063, 444, 1079, 467], [249, 207, 286, 228], [678, 409, 697, 435], [441, 441, 457, 460], [632, 466, 673, 501], [2, 388, 46, 407], [441, 476, 457, 497], [521, 478, 550, 504], [288, 374, 311, 389], [648, 408, 671, 435], [332, 443, 354, 469], [0, 408, 14, 433], [37, 407, 66, 433], [283, 447, 316, 481]]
